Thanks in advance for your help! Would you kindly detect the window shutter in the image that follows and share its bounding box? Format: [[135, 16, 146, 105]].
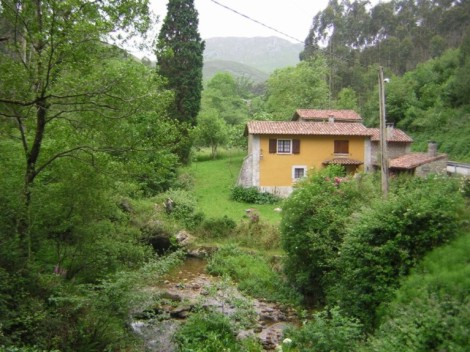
[[334, 140, 349, 154], [269, 139, 276, 153], [292, 139, 300, 154]]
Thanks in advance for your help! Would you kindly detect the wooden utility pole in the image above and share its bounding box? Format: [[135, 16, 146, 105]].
[[378, 66, 389, 197]]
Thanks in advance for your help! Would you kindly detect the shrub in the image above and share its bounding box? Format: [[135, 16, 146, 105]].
[[207, 245, 301, 304], [232, 219, 281, 250], [198, 216, 237, 239], [286, 306, 363, 352], [231, 186, 281, 205], [280, 166, 379, 305], [173, 311, 242, 352], [331, 175, 466, 331], [362, 233, 470, 352]]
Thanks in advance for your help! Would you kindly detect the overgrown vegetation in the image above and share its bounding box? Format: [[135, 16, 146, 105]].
[[173, 310, 262, 352], [281, 165, 380, 305], [362, 232, 470, 351], [231, 185, 282, 204], [285, 306, 364, 352], [279, 165, 468, 350], [1, 0, 469, 350], [207, 245, 301, 304]]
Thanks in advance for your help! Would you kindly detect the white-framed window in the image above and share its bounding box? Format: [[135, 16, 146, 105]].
[[269, 138, 300, 154], [277, 139, 292, 154], [292, 165, 307, 180]]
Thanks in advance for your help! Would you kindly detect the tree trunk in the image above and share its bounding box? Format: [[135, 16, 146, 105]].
[[17, 98, 47, 259]]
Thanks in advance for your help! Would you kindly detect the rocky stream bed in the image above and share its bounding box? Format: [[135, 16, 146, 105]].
[[131, 257, 298, 351]]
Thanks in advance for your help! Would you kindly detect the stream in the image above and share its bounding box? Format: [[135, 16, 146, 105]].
[[131, 256, 298, 351]]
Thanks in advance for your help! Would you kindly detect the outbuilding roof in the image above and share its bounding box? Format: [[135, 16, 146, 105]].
[[389, 153, 447, 169], [369, 128, 413, 143], [246, 121, 371, 136], [323, 158, 364, 165], [292, 109, 363, 122]]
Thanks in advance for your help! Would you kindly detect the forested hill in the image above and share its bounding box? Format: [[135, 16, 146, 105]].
[[301, 0, 470, 98], [204, 37, 302, 75], [296, 0, 470, 161]]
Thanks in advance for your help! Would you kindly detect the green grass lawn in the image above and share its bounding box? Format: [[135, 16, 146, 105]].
[[188, 150, 283, 224]]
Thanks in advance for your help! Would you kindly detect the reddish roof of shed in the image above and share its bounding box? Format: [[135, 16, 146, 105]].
[[323, 158, 364, 165], [389, 153, 447, 169], [369, 128, 413, 143], [246, 121, 371, 136], [292, 109, 362, 122]]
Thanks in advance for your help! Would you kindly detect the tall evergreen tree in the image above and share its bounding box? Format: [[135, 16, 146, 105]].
[[156, 0, 204, 125]]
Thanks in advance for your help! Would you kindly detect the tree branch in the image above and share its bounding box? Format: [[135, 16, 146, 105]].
[[0, 98, 38, 107]]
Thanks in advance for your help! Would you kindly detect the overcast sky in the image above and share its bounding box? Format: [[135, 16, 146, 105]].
[[131, 0, 385, 58], [150, 0, 332, 44]]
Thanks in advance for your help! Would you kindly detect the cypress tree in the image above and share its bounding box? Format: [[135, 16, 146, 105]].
[[156, 0, 204, 126]]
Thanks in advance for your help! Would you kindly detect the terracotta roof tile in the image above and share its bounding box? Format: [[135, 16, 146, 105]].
[[246, 121, 371, 136], [389, 153, 447, 169], [293, 109, 362, 122], [323, 158, 364, 165], [369, 128, 413, 143]]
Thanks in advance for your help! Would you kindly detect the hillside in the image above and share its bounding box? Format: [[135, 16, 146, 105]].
[[203, 59, 269, 83], [204, 36, 302, 75]]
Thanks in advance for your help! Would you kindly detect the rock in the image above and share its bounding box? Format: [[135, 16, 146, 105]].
[[253, 325, 263, 333], [186, 246, 217, 258], [174, 230, 194, 248], [237, 329, 256, 340], [118, 198, 134, 213], [160, 292, 182, 302], [258, 322, 290, 350], [131, 319, 181, 352], [170, 304, 193, 319]]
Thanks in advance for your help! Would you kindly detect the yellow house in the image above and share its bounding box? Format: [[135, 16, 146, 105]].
[[238, 119, 373, 196]]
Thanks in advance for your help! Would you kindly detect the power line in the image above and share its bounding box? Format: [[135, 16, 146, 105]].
[[208, 0, 367, 69], [209, 0, 304, 44]]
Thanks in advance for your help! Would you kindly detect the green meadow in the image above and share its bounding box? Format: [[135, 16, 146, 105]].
[[188, 149, 283, 224]]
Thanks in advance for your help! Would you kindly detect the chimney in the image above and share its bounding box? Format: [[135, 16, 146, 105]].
[[328, 114, 335, 123], [386, 123, 394, 139], [428, 141, 437, 157]]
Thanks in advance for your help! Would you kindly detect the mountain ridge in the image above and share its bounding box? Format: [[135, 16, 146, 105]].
[[203, 36, 302, 82]]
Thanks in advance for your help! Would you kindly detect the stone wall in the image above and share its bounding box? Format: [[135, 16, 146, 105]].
[[415, 158, 448, 177], [371, 142, 411, 165]]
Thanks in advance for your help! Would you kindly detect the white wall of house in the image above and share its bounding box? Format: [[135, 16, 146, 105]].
[[237, 135, 260, 187], [364, 137, 372, 172]]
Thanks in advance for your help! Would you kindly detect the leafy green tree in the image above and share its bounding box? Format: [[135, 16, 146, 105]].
[[336, 87, 359, 110], [265, 56, 329, 120], [194, 111, 229, 159], [202, 72, 249, 126], [0, 0, 164, 259]]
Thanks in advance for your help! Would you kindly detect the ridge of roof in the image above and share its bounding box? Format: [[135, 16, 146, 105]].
[[293, 109, 362, 121], [246, 120, 371, 136], [368, 128, 413, 143]]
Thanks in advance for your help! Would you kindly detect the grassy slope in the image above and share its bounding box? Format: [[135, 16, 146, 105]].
[[188, 151, 282, 224]]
